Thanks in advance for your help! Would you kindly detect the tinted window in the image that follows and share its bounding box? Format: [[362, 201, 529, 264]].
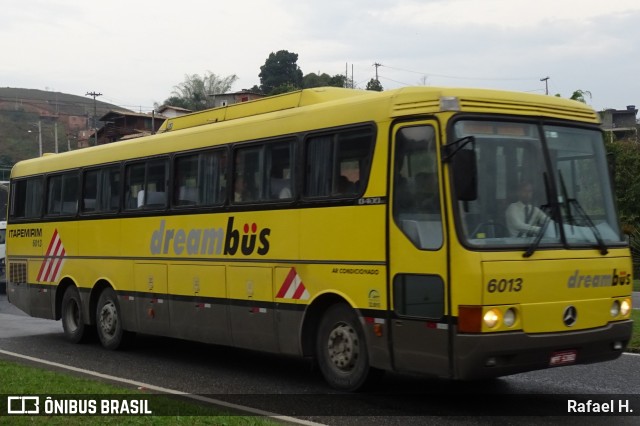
[[12, 177, 43, 219], [394, 274, 444, 319], [393, 125, 442, 250], [305, 127, 373, 198], [124, 158, 168, 210], [174, 149, 227, 207], [82, 166, 120, 213], [47, 173, 79, 216], [233, 141, 293, 203]]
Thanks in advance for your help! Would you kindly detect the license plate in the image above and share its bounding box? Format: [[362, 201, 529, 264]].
[[549, 350, 577, 366]]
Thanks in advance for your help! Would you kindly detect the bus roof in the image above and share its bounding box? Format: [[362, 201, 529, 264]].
[[11, 86, 600, 178], [156, 87, 375, 133], [157, 86, 599, 134]]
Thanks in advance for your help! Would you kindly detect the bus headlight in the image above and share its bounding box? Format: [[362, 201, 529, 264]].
[[503, 308, 517, 327], [620, 298, 631, 317], [483, 309, 501, 328], [610, 300, 621, 317]]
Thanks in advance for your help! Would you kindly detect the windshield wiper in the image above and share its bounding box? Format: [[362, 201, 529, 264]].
[[523, 173, 556, 258], [558, 170, 608, 255], [566, 198, 609, 255], [523, 204, 553, 258]]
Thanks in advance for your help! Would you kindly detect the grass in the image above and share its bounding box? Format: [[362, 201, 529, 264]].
[[0, 360, 279, 425], [628, 309, 640, 353]]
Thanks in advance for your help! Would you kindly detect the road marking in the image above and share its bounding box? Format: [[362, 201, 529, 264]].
[[0, 348, 324, 425]]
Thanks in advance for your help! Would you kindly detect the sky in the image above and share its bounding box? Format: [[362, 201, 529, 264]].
[[2, 0, 639, 113]]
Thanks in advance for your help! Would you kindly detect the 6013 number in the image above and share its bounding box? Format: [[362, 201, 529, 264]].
[[487, 278, 523, 293]]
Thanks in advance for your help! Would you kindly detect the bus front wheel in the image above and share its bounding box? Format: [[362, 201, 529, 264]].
[[316, 303, 374, 391], [61, 286, 88, 343], [96, 288, 129, 350]]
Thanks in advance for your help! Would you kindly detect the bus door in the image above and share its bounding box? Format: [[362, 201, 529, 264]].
[[388, 122, 450, 375]]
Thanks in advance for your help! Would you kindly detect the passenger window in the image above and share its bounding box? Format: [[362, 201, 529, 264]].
[[10, 177, 43, 219], [47, 173, 79, 216], [232, 141, 293, 203], [266, 142, 293, 200], [233, 147, 262, 203], [124, 158, 168, 210], [174, 149, 227, 207], [305, 127, 373, 198], [82, 166, 120, 213]]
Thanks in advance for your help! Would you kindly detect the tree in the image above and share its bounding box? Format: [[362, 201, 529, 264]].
[[259, 50, 304, 95], [605, 136, 640, 233], [164, 71, 238, 111], [569, 89, 592, 104], [553, 89, 592, 103], [366, 78, 383, 92], [303, 72, 347, 89]]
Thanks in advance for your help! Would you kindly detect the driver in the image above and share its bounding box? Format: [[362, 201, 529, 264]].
[[505, 181, 547, 237]]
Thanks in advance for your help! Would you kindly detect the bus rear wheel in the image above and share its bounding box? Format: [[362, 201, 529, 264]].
[[61, 286, 88, 343], [316, 303, 375, 391], [96, 288, 129, 350]]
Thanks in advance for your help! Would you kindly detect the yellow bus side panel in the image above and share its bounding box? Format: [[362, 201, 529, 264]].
[[227, 266, 273, 302], [168, 264, 226, 298], [299, 205, 385, 262]]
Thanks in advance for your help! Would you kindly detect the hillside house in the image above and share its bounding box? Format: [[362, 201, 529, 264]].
[[96, 110, 167, 145]]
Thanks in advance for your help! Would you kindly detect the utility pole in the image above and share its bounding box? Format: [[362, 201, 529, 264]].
[[540, 77, 549, 95], [345, 62, 348, 88], [85, 91, 102, 146], [37, 120, 42, 157], [373, 62, 382, 82]]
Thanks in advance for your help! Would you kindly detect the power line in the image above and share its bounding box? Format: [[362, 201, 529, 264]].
[[380, 64, 538, 82]]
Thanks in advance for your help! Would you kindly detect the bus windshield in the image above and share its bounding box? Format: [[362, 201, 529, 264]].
[[453, 119, 624, 250]]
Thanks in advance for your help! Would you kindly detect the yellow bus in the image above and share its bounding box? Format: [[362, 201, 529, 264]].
[[6, 87, 633, 390]]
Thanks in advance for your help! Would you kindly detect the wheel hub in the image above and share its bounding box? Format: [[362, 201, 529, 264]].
[[99, 302, 117, 336], [327, 323, 359, 371]]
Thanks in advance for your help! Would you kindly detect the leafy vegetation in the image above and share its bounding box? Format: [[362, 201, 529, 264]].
[[365, 78, 383, 92], [629, 309, 640, 353], [258, 50, 304, 95], [0, 359, 278, 425], [160, 72, 239, 111]]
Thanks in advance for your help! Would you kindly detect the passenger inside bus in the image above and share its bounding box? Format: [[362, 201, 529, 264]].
[[269, 168, 292, 199], [234, 175, 248, 202]]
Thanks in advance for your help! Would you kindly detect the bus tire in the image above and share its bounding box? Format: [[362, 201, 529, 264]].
[[96, 287, 129, 350], [61, 286, 88, 343], [316, 303, 374, 391]]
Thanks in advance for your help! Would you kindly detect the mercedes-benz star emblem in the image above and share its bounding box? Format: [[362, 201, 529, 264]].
[[563, 306, 577, 327]]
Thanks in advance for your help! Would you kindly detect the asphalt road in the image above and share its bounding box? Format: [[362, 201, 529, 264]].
[[1, 293, 639, 425]]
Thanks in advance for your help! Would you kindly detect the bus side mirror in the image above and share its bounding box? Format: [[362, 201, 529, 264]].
[[452, 149, 478, 201]]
